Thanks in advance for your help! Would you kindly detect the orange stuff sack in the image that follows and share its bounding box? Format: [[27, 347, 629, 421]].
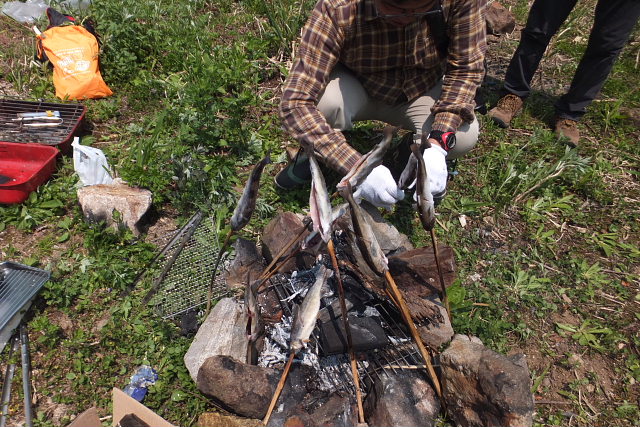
[[37, 25, 113, 100]]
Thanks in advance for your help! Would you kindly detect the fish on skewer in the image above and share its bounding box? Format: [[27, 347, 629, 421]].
[[398, 151, 418, 190], [231, 152, 272, 231], [305, 146, 333, 243], [302, 203, 348, 250], [410, 143, 436, 231], [263, 264, 333, 425], [339, 183, 388, 276], [290, 264, 332, 353], [336, 126, 396, 192], [245, 275, 264, 365], [207, 153, 271, 316]]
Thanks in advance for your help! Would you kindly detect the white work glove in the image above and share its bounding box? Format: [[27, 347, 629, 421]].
[[421, 145, 448, 196], [353, 165, 405, 210]]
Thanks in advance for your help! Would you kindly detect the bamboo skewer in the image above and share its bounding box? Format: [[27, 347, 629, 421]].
[[429, 228, 451, 323], [327, 240, 365, 424], [383, 270, 442, 398], [262, 351, 295, 425], [258, 218, 311, 281]]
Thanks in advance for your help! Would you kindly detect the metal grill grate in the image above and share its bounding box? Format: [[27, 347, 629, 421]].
[[266, 270, 426, 395], [0, 262, 50, 353], [0, 98, 85, 148], [148, 212, 232, 319]]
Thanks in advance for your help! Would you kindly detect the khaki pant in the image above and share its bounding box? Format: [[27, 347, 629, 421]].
[[317, 64, 478, 159]]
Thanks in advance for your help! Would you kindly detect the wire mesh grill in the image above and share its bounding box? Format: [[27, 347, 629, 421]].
[[148, 212, 232, 319], [266, 270, 426, 396], [0, 98, 85, 147]]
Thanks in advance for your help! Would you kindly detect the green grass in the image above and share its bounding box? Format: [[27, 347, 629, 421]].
[[0, 0, 639, 425]]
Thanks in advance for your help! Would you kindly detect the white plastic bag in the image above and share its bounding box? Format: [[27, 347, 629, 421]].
[[72, 137, 114, 186], [1, 0, 48, 23]]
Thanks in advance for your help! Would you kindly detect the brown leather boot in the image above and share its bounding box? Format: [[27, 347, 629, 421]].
[[488, 94, 524, 128], [554, 117, 580, 147]]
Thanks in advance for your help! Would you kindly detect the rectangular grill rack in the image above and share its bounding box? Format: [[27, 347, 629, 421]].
[[0, 98, 86, 153]]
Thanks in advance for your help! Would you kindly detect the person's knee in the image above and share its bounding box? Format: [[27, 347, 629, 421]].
[[447, 120, 479, 160], [318, 96, 351, 130]]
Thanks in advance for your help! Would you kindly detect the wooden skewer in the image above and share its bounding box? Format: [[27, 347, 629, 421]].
[[263, 351, 295, 426], [258, 219, 310, 281], [383, 270, 442, 398], [429, 228, 451, 323], [205, 230, 234, 317], [327, 240, 365, 424]]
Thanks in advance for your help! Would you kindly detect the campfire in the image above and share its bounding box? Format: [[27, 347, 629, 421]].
[[185, 135, 536, 427]]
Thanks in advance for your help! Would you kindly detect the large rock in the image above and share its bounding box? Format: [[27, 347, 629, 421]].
[[261, 212, 313, 273], [484, 1, 516, 35], [184, 298, 248, 382], [77, 182, 152, 235], [440, 335, 535, 427], [364, 371, 440, 427], [197, 355, 280, 420], [387, 245, 456, 297], [223, 238, 266, 292], [361, 201, 413, 256]]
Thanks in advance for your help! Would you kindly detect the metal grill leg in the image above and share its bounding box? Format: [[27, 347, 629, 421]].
[[19, 324, 33, 427], [0, 336, 18, 427]]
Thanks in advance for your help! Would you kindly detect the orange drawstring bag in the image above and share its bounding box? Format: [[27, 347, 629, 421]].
[[37, 24, 113, 100]]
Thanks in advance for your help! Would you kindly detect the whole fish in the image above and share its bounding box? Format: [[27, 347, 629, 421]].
[[230, 152, 271, 231], [410, 143, 436, 231], [290, 264, 333, 354], [339, 184, 388, 276], [398, 152, 417, 190], [337, 126, 396, 192], [306, 147, 333, 243], [245, 275, 264, 365], [302, 202, 348, 250]]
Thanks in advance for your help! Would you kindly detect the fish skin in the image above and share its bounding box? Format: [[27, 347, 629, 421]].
[[302, 202, 348, 250], [339, 184, 388, 276], [337, 126, 396, 192], [230, 153, 271, 231], [398, 153, 417, 190], [410, 143, 436, 231], [290, 264, 333, 354], [306, 148, 333, 243], [245, 276, 264, 365]]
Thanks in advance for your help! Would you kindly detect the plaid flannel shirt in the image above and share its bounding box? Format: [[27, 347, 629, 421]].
[[279, 0, 486, 174]]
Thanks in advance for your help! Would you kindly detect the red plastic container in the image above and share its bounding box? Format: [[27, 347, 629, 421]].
[[0, 142, 59, 204]]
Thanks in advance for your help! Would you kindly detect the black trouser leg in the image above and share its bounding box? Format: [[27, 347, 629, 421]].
[[555, 0, 640, 120], [503, 0, 577, 98]]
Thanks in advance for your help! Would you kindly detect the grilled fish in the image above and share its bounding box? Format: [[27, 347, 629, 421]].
[[337, 126, 396, 192], [339, 184, 388, 276], [230, 153, 271, 231], [307, 147, 333, 243], [302, 202, 348, 250], [410, 143, 436, 231], [290, 264, 332, 354]]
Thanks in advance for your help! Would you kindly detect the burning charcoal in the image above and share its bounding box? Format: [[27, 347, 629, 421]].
[[318, 315, 390, 356]]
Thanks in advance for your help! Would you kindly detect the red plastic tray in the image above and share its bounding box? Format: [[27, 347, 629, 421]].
[[0, 142, 59, 204]]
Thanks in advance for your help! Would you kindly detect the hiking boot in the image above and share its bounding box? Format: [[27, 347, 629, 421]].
[[487, 94, 524, 128], [274, 150, 311, 189], [554, 117, 580, 147]]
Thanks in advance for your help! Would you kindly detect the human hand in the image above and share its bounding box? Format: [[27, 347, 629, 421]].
[[353, 165, 404, 210], [422, 144, 448, 195]]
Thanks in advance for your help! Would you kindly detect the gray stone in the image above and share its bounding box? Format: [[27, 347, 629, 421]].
[[485, 1, 516, 35], [415, 298, 454, 350], [387, 245, 456, 298], [364, 371, 440, 427], [184, 298, 248, 382], [223, 238, 266, 292], [361, 201, 414, 256], [77, 181, 152, 235], [197, 355, 280, 420], [440, 335, 535, 427]]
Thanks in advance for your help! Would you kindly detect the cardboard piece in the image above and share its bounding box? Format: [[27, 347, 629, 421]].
[[66, 389, 175, 427], [112, 388, 175, 427], [68, 407, 101, 427]]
